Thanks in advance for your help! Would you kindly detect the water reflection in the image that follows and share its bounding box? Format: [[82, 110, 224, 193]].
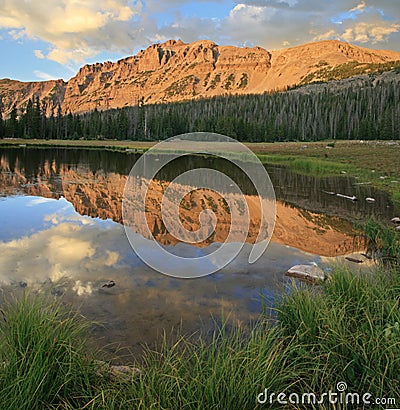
[[0, 147, 394, 355], [0, 195, 318, 356], [1, 147, 392, 256]]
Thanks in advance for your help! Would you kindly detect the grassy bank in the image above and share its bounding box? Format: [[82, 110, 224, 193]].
[[1, 138, 399, 197], [1, 263, 399, 409]]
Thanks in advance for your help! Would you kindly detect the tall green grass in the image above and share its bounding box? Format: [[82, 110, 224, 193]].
[[0, 293, 99, 409], [277, 268, 400, 408], [1, 265, 399, 409], [258, 154, 358, 177], [361, 218, 400, 267]]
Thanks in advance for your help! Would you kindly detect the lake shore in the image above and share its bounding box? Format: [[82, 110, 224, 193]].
[[1, 139, 399, 407], [1, 262, 399, 408], [2, 138, 399, 208]]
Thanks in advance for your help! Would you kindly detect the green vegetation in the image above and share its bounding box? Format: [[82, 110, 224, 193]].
[[203, 72, 211, 87], [361, 218, 400, 266], [224, 73, 235, 90], [239, 72, 248, 89], [1, 247, 399, 408], [1, 71, 400, 142], [207, 73, 221, 90], [258, 155, 359, 177], [0, 293, 99, 409], [164, 75, 195, 97], [278, 267, 400, 406], [301, 60, 400, 84]]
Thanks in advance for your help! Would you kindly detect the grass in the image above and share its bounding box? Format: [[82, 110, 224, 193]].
[[1, 258, 400, 408], [257, 154, 359, 177], [0, 293, 99, 409], [278, 268, 400, 407], [360, 218, 400, 267]]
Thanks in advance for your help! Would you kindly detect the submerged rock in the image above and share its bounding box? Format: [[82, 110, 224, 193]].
[[95, 360, 142, 381], [336, 193, 357, 201], [391, 217, 400, 225], [102, 280, 116, 288], [345, 256, 364, 263], [286, 264, 326, 283]]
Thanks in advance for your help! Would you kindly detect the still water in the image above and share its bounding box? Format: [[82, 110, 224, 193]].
[[0, 147, 396, 357]]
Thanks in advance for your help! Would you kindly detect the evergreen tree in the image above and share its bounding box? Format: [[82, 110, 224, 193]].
[[0, 96, 4, 139]]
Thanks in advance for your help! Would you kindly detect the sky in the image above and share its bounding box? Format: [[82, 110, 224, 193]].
[[0, 0, 399, 82]]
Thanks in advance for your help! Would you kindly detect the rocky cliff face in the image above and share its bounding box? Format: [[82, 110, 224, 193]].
[[1, 39, 400, 116]]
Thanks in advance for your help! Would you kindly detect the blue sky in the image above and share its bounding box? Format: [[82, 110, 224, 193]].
[[0, 0, 399, 82]]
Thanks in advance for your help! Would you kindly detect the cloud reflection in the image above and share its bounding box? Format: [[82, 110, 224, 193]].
[[0, 195, 326, 354]]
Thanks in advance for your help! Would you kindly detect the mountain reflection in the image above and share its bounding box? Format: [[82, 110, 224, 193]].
[[1, 147, 394, 256]]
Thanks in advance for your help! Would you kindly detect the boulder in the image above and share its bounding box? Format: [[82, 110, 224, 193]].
[[286, 264, 326, 283]]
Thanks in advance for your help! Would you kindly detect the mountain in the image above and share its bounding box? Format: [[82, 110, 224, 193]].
[[1, 39, 400, 116]]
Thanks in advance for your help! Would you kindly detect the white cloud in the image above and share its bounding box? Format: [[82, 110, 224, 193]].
[[0, 0, 400, 70], [34, 70, 59, 81], [224, 0, 400, 50], [342, 22, 400, 44], [0, 0, 142, 64], [34, 49, 45, 59], [314, 30, 339, 42], [350, 1, 366, 13]]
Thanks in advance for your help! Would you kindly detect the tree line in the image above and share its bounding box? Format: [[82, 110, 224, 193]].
[[0, 74, 399, 141]]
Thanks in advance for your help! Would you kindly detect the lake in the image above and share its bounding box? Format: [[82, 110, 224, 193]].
[[0, 147, 396, 358]]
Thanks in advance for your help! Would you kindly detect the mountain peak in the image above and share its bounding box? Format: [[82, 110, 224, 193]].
[[1, 39, 400, 116]]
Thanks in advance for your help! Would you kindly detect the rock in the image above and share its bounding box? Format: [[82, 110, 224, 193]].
[[345, 256, 364, 263], [94, 360, 142, 381], [102, 280, 116, 288], [336, 193, 357, 201], [361, 253, 372, 260], [109, 365, 142, 381], [286, 264, 326, 283], [391, 217, 400, 225], [2, 40, 400, 116]]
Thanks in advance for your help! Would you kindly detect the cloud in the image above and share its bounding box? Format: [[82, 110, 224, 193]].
[[350, 1, 366, 13], [0, 0, 142, 64], [0, 0, 399, 69], [222, 0, 400, 49], [34, 49, 45, 59], [314, 30, 339, 42], [342, 22, 400, 44]]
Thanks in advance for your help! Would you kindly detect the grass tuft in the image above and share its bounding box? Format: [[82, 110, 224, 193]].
[[0, 292, 99, 409], [360, 218, 400, 267], [1, 264, 399, 408], [277, 267, 400, 405]]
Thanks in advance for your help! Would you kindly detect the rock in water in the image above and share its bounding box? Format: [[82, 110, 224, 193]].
[[286, 264, 326, 283], [336, 193, 357, 201], [345, 256, 364, 263], [102, 280, 115, 288], [391, 217, 400, 225]]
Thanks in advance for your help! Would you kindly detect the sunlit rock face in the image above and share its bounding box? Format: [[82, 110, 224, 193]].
[[0, 148, 362, 257], [2, 39, 400, 116]]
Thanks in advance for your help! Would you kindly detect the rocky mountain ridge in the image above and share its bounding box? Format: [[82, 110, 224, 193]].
[[1, 39, 400, 116]]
